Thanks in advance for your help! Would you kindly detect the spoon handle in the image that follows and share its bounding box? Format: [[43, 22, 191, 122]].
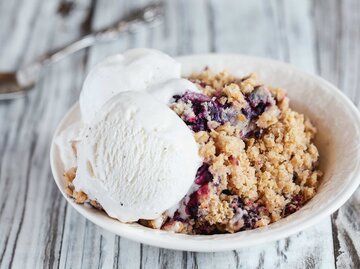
[[40, 3, 163, 65], [15, 3, 163, 88]]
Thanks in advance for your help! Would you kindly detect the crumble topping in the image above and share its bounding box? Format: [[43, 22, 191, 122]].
[[161, 70, 322, 234], [64, 69, 322, 235]]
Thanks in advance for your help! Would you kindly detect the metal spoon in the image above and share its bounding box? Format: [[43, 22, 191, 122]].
[[0, 3, 163, 100]]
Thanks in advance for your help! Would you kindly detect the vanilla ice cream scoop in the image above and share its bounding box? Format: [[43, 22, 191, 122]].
[[73, 91, 201, 222], [80, 48, 199, 123]]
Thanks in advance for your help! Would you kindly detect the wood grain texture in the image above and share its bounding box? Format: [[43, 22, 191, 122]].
[[0, 0, 359, 268], [314, 1, 360, 268]]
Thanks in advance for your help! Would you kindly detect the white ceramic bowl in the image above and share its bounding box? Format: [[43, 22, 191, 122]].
[[50, 54, 360, 252]]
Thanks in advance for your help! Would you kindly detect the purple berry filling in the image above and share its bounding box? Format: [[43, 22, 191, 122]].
[[172, 86, 275, 139], [230, 196, 262, 230], [193, 224, 218, 235], [173, 91, 236, 132], [172, 210, 184, 222], [185, 192, 200, 218], [248, 86, 273, 107], [242, 86, 274, 121], [221, 189, 232, 195], [195, 163, 213, 185], [185, 185, 209, 219], [284, 194, 304, 216]]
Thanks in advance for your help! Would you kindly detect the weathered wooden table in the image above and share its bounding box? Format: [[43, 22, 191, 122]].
[[0, 0, 359, 268]]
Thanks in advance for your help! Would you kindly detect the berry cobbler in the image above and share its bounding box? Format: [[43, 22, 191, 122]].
[[64, 69, 322, 235]]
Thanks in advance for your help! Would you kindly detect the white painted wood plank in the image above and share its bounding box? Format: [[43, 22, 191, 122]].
[[115, 237, 141, 268], [314, 0, 360, 268], [209, 0, 279, 58], [332, 190, 360, 269], [272, 0, 317, 72], [1, 0, 359, 268], [0, 0, 97, 268], [86, 0, 131, 70]]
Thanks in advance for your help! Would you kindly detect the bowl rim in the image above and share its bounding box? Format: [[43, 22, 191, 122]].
[[50, 53, 360, 252]]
